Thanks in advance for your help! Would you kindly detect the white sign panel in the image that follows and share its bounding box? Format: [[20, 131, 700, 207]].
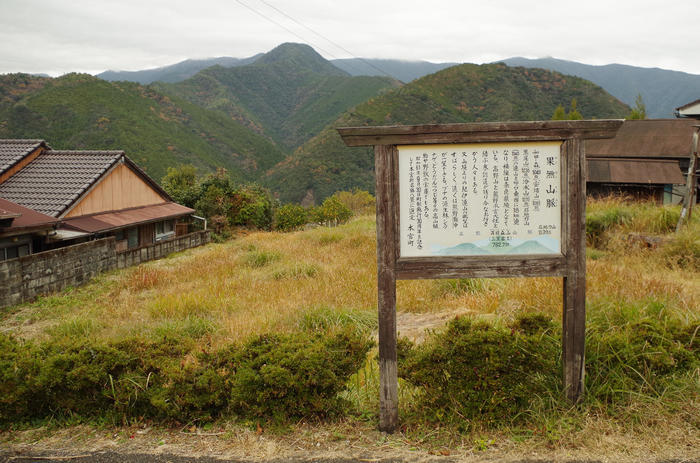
[[399, 142, 562, 257]]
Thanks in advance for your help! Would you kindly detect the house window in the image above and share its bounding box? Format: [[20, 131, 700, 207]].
[[0, 243, 30, 261], [155, 220, 175, 241], [126, 227, 138, 249]]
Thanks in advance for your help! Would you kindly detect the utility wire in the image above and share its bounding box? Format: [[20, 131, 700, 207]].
[[235, 0, 396, 79], [258, 0, 395, 79], [233, 0, 340, 60]]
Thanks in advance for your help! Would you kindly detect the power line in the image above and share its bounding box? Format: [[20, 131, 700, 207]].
[[258, 0, 395, 79], [235, 0, 395, 79]]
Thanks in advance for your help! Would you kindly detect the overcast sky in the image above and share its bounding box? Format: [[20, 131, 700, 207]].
[[1, 0, 698, 77]]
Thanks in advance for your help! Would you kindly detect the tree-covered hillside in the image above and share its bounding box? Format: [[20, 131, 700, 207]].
[[264, 63, 630, 203], [156, 43, 401, 150], [0, 73, 286, 182], [502, 57, 700, 118]]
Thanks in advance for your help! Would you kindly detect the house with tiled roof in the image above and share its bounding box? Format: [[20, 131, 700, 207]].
[[675, 99, 700, 119], [0, 140, 196, 253], [0, 197, 58, 261], [586, 119, 696, 204]]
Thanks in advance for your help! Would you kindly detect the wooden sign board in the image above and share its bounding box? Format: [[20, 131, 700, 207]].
[[338, 120, 623, 433]]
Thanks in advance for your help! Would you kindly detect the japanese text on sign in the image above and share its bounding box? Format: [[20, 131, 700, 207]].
[[399, 142, 562, 257]]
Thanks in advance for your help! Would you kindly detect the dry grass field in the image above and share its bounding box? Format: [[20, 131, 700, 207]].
[[1, 197, 698, 460]]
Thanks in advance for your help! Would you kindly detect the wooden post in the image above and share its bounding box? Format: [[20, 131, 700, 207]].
[[375, 144, 399, 432], [676, 126, 699, 231], [562, 137, 586, 402]]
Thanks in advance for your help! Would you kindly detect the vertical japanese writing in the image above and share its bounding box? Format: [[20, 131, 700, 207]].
[[502, 149, 510, 228], [492, 150, 499, 228], [461, 152, 469, 229], [512, 149, 520, 226], [532, 149, 541, 212], [441, 152, 449, 229], [415, 155, 423, 249], [482, 150, 489, 228], [522, 148, 531, 227], [431, 153, 439, 229]]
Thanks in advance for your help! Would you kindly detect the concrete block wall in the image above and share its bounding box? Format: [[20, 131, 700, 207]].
[[116, 230, 210, 269], [0, 238, 117, 308], [0, 230, 210, 308]]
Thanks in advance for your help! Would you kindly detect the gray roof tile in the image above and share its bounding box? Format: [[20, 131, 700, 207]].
[[0, 150, 123, 217], [0, 139, 47, 176]]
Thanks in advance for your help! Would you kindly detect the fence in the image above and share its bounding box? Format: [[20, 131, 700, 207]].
[[0, 230, 210, 308]]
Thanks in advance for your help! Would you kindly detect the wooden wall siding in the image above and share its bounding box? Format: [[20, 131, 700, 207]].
[[0, 146, 43, 185], [139, 223, 155, 247], [64, 163, 167, 218]]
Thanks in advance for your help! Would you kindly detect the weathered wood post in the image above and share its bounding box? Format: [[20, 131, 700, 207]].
[[339, 120, 622, 432], [375, 144, 399, 431], [676, 125, 699, 231]]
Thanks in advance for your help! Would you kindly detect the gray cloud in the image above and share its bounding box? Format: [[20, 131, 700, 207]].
[[0, 0, 697, 76]]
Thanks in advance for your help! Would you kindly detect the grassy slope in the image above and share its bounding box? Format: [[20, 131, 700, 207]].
[[0, 199, 697, 454], [157, 44, 401, 150], [264, 63, 631, 203], [2, 201, 695, 348], [0, 73, 286, 182]]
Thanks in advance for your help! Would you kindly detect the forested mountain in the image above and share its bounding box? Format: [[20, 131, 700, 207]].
[[0, 73, 286, 182], [2, 44, 634, 206], [263, 63, 630, 204], [502, 57, 700, 118], [96, 54, 263, 84], [331, 58, 458, 83], [155, 43, 401, 149]]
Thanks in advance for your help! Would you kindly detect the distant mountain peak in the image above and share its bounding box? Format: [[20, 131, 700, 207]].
[[255, 42, 348, 76]]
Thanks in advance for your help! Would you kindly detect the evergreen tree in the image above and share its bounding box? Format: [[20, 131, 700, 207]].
[[552, 104, 567, 120], [628, 94, 647, 119]]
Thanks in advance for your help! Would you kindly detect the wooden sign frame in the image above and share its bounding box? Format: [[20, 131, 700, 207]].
[[338, 120, 623, 432]]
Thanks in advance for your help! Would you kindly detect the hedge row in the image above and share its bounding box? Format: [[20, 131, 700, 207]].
[[0, 328, 373, 425]]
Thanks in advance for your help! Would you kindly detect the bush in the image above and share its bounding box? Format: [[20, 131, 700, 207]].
[[332, 190, 375, 216], [274, 204, 308, 232], [312, 196, 353, 226], [661, 222, 700, 270], [0, 328, 373, 425], [398, 314, 560, 427], [228, 184, 276, 230], [585, 206, 631, 247], [586, 299, 699, 403]]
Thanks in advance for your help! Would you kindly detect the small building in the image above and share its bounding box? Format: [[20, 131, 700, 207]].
[[586, 119, 696, 204], [675, 99, 700, 119], [0, 140, 196, 250], [0, 198, 58, 261]]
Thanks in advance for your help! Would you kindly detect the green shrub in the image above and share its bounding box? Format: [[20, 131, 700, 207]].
[[312, 196, 353, 226], [245, 249, 281, 268], [331, 190, 375, 216], [274, 204, 308, 232], [228, 184, 276, 230], [586, 299, 699, 403], [585, 206, 631, 247], [398, 314, 560, 427], [661, 222, 700, 270], [0, 328, 373, 425]]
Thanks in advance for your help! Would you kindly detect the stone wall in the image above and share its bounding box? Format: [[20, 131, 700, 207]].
[[0, 230, 210, 308], [116, 230, 210, 269], [0, 238, 116, 308]]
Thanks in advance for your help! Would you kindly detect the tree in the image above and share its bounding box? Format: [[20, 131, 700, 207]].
[[551, 99, 583, 120], [551, 104, 567, 120], [627, 94, 647, 119], [567, 98, 583, 120], [161, 164, 200, 208]]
